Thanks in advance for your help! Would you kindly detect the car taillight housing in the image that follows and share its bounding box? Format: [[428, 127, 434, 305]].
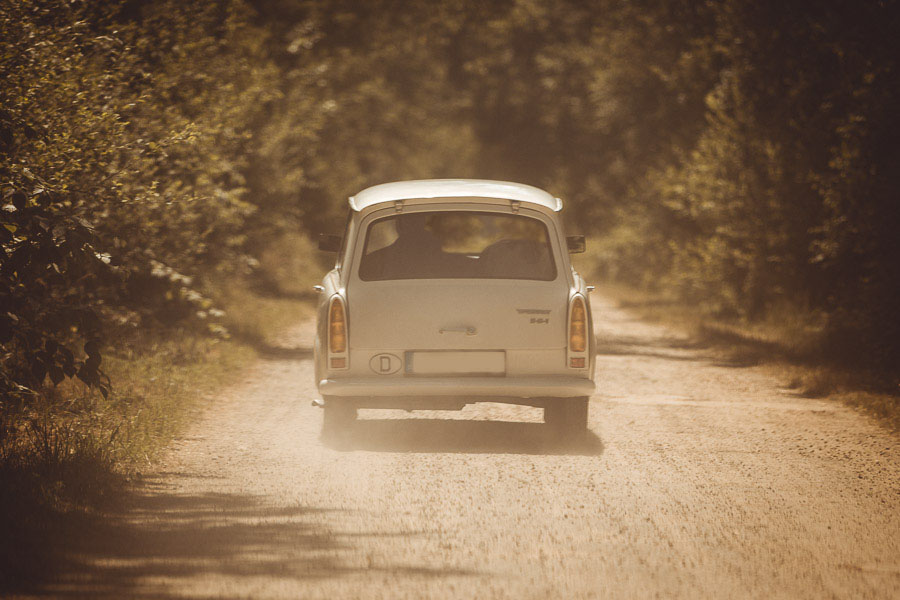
[[568, 295, 588, 368], [328, 296, 348, 368], [569, 297, 586, 352]]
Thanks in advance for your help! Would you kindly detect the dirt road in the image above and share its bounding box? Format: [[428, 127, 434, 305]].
[[32, 295, 899, 599]]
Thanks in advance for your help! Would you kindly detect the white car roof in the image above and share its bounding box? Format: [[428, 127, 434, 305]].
[[349, 179, 563, 212]]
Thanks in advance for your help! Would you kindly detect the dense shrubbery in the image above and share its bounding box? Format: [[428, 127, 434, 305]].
[[2, 0, 898, 411], [1, 1, 277, 407], [635, 1, 900, 369]]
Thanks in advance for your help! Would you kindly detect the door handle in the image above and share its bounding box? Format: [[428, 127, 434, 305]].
[[439, 326, 477, 336]]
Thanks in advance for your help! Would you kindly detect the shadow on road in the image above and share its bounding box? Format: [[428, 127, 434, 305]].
[[18, 479, 477, 598], [594, 332, 715, 363], [254, 344, 314, 360], [228, 328, 313, 360], [323, 419, 604, 456], [595, 329, 785, 370]]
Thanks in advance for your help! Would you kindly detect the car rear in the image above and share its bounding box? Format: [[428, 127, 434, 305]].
[[318, 198, 594, 412]]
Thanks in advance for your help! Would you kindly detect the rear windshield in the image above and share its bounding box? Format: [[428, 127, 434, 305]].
[[357, 212, 557, 281]]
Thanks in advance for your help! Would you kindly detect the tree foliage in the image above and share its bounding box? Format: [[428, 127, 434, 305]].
[[1, 0, 277, 402], [635, 0, 900, 366], [3, 0, 899, 406]]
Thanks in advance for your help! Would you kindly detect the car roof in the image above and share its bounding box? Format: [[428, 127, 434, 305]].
[[349, 179, 563, 212]]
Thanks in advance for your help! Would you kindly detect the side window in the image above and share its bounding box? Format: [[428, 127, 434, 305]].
[[364, 218, 398, 254]]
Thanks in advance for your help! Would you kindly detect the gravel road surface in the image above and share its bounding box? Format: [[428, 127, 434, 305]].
[[31, 295, 899, 599]]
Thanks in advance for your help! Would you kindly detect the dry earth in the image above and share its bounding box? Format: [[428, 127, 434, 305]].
[[21, 295, 900, 599]]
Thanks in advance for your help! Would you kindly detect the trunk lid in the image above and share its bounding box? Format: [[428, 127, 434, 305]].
[[347, 279, 567, 350]]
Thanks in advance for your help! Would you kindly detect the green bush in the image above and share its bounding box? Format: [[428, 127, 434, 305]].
[[1, 0, 277, 403]]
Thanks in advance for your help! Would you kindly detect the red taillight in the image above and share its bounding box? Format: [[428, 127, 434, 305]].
[[569, 296, 587, 353], [328, 297, 347, 354]]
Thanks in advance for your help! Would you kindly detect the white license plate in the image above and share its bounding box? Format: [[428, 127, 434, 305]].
[[408, 351, 505, 375]]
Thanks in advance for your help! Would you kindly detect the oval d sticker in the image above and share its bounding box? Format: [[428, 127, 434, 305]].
[[369, 353, 401, 375]]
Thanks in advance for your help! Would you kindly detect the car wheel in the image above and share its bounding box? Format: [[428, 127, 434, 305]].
[[544, 397, 589, 435], [322, 395, 357, 434]]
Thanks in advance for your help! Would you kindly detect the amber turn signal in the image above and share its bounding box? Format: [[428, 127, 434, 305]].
[[569, 296, 587, 353], [328, 297, 347, 354]]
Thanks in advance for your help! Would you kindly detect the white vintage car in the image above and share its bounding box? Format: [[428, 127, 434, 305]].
[[314, 179, 595, 434]]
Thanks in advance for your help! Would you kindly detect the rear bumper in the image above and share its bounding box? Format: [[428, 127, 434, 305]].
[[317, 375, 595, 398]]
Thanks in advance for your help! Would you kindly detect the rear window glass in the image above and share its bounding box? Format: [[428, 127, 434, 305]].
[[357, 212, 557, 281]]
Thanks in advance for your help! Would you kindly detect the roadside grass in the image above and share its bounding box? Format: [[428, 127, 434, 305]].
[[597, 282, 900, 431], [218, 283, 316, 350], [0, 281, 314, 590]]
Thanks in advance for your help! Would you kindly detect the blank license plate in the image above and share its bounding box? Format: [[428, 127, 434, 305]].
[[408, 351, 505, 375]]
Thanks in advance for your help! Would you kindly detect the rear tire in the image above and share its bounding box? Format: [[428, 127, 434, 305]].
[[322, 395, 357, 435], [544, 397, 589, 436]]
